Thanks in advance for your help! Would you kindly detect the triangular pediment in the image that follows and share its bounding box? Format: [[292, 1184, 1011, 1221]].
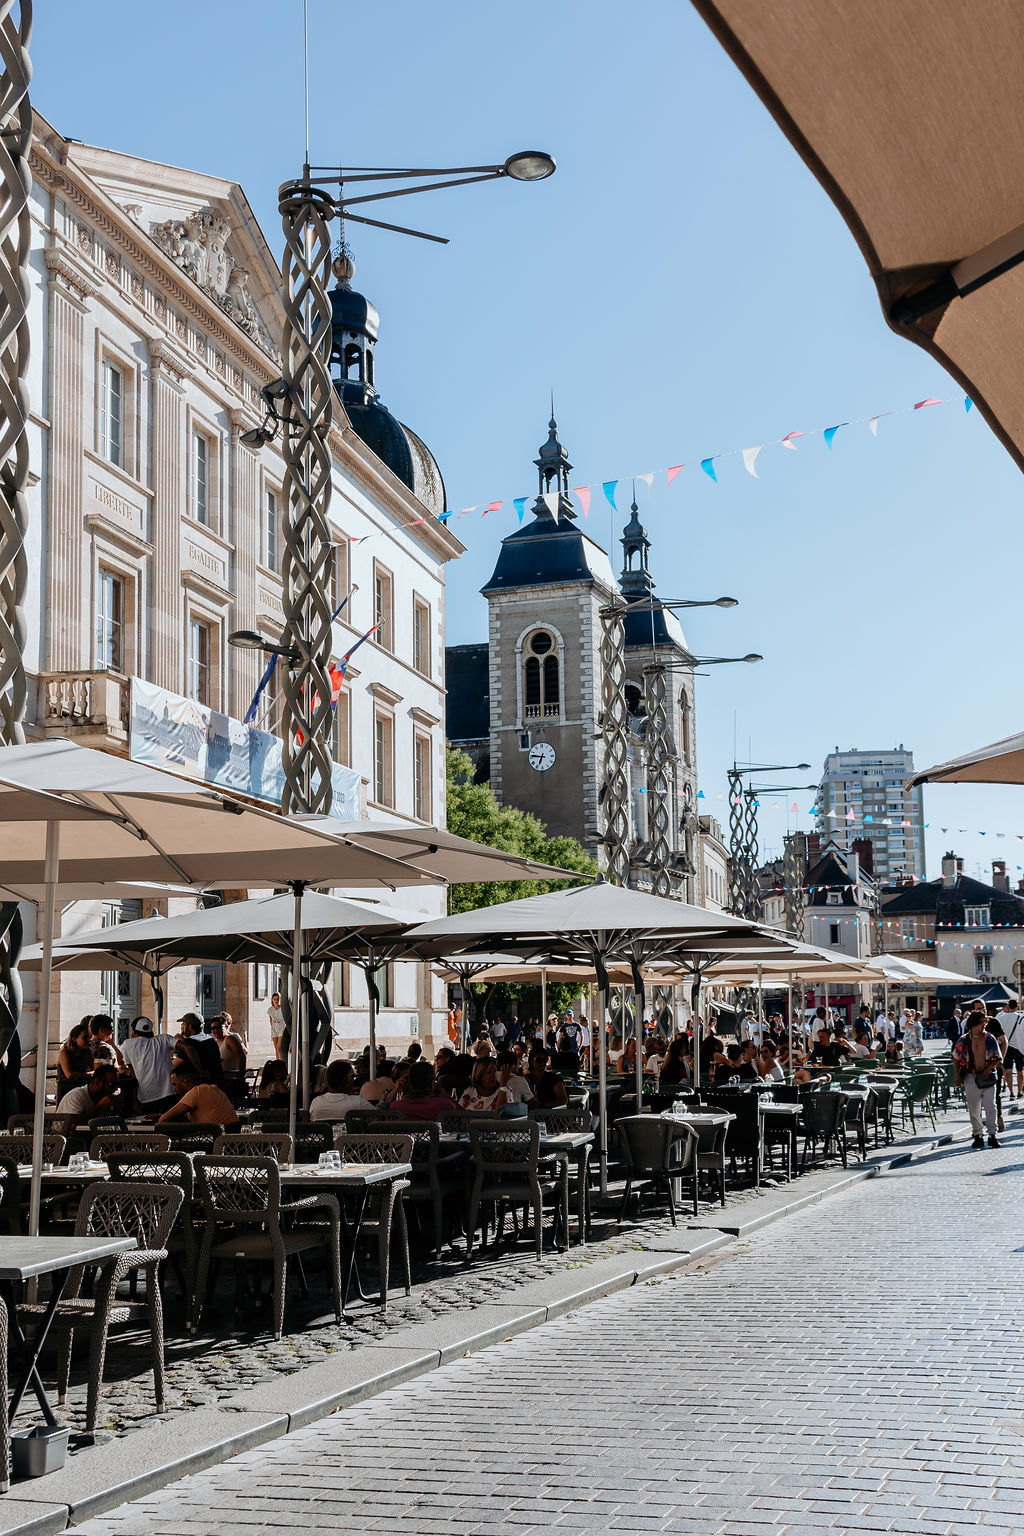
[[65, 140, 284, 360]]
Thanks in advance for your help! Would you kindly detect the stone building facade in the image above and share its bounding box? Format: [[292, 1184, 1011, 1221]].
[[20, 112, 462, 1060]]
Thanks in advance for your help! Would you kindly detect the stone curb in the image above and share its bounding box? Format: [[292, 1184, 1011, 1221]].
[[2, 1100, 999, 1533]]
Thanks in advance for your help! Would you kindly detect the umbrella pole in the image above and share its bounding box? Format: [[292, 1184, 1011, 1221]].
[[541, 968, 547, 1037], [757, 964, 763, 1038], [691, 972, 701, 1088], [288, 882, 303, 1155], [29, 821, 60, 1238], [634, 975, 644, 1113], [597, 981, 608, 1196], [367, 948, 378, 1083]]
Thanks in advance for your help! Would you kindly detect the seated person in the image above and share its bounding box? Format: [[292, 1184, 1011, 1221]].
[[792, 1059, 823, 1086], [360, 1059, 396, 1104], [258, 1058, 290, 1108], [212, 1016, 246, 1081], [496, 1049, 534, 1104], [309, 1059, 366, 1122], [884, 1037, 905, 1065], [433, 1045, 458, 1097], [526, 1046, 569, 1108], [158, 1060, 239, 1127], [847, 1026, 876, 1060], [89, 1013, 124, 1070], [659, 1036, 692, 1086], [391, 1060, 457, 1121], [59, 1062, 121, 1124], [758, 1040, 785, 1082], [717, 1042, 761, 1082], [807, 1028, 850, 1068], [459, 1058, 508, 1112], [617, 1039, 638, 1076]]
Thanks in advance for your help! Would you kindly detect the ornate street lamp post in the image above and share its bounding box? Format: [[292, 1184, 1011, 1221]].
[[727, 763, 811, 918]]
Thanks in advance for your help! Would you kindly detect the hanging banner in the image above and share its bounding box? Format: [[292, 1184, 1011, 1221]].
[[129, 678, 361, 819]]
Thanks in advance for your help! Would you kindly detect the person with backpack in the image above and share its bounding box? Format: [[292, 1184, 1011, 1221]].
[[996, 1001, 1024, 1099]]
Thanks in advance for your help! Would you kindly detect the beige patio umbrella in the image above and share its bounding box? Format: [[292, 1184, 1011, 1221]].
[[909, 730, 1024, 786], [689, 0, 1024, 472]]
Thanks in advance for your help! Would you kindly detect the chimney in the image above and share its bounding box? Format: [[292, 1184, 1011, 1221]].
[[845, 849, 860, 888], [993, 859, 1009, 892], [941, 851, 961, 888], [806, 833, 821, 861], [852, 836, 874, 877]]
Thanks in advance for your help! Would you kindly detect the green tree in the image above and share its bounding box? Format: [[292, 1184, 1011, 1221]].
[[445, 744, 595, 916]]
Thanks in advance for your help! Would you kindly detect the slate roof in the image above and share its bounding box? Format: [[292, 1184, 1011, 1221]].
[[882, 872, 1024, 928]]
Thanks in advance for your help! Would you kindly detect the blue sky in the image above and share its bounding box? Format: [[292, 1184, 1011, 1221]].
[[37, 0, 1024, 883]]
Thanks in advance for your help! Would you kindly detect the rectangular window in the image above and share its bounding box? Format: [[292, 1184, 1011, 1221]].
[[965, 905, 990, 929], [187, 617, 211, 704], [332, 961, 348, 1007], [334, 686, 350, 767], [414, 732, 431, 821], [100, 361, 123, 467], [373, 561, 393, 652], [372, 962, 391, 1009], [829, 922, 840, 945], [374, 711, 394, 806], [413, 596, 430, 676], [96, 569, 124, 672], [192, 431, 210, 526], [975, 950, 992, 977], [331, 539, 351, 619], [265, 488, 278, 569]]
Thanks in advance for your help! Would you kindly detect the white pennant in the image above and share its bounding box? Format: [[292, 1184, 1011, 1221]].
[[542, 491, 560, 522], [457, 506, 478, 519], [636, 472, 654, 492], [868, 416, 879, 436], [741, 445, 762, 478]]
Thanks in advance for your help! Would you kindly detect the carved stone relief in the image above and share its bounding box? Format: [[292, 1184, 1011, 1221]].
[[149, 207, 279, 359]]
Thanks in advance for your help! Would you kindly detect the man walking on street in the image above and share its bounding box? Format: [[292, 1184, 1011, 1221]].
[[954, 1007, 1003, 1149]]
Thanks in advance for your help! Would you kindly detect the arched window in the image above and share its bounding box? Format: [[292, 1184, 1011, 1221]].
[[523, 631, 560, 720], [343, 342, 362, 382], [678, 692, 691, 762]]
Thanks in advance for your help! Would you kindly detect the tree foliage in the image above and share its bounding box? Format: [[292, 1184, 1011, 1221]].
[[445, 745, 596, 917]]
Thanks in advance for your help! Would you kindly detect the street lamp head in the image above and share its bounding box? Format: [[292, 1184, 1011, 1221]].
[[227, 630, 267, 651], [796, 762, 811, 770], [741, 653, 762, 663], [502, 150, 556, 181], [714, 597, 739, 607]]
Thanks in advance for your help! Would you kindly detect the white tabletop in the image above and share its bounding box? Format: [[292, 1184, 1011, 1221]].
[[280, 1161, 412, 1187], [0, 1235, 135, 1281]]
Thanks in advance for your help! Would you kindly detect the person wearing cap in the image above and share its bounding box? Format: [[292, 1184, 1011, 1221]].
[[118, 1015, 175, 1115], [175, 1011, 223, 1084]]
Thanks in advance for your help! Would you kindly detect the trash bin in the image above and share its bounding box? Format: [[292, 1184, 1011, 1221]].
[[11, 1424, 69, 1478]]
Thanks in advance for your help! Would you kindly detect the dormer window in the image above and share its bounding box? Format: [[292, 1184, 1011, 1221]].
[[965, 905, 990, 928], [827, 891, 842, 905]]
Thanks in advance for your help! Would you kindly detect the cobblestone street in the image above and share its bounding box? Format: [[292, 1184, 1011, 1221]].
[[73, 1116, 1024, 1536]]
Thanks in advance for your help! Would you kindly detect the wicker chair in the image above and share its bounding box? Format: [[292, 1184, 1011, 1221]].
[[87, 1117, 127, 1136], [106, 1152, 200, 1332], [194, 1155, 341, 1338], [160, 1122, 224, 1155], [0, 1153, 22, 1236], [465, 1121, 568, 1260], [528, 1105, 592, 1242], [0, 1132, 67, 1167], [358, 1116, 465, 1257], [7, 1113, 74, 1138], [291, 1124, 333, 1162], [90, 1132, 171, 1162], [615, 1115, 699, 1225], [213, 1132, 293, 1163], [332, 1133, 413, 1305], [16, 1181, 183, 1435]]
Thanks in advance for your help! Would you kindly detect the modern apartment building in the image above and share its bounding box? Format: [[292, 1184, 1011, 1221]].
[[813, 746, 925, 883]]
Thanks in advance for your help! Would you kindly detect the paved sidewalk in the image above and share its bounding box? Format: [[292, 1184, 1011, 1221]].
[[66, 1113, 1024, 1536]]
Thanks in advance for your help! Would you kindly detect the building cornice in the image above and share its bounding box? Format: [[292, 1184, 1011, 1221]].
[[42, 243, 101, 304], [146, 336, 191, 384]]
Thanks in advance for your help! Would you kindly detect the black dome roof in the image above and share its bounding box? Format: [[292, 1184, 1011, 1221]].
[[343, 399, 446, 519], [482, 517, 617, 595]]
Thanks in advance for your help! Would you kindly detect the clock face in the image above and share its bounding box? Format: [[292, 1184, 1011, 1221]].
[[528, 742, 556, 772]]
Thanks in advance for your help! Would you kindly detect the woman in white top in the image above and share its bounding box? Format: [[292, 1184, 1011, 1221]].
[[459, 1058, 508, 1113], [268, 993, 286, 1062]]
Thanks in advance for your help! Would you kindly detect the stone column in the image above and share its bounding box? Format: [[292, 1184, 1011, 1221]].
[[228, 407, 260, 718], [42, 247, 99, 671], [147, 339, 189, 691]]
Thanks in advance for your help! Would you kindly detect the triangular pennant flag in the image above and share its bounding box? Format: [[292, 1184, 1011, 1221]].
[[696, 789, 705, 799], [965, 396, 973, 412], [513, 496, 528, 524], [542, 491, 560, 521], [457, 506, 477, 519], [780, 431, 804, 450], [667, 464, 684, 485], [602, 481, 618, 510], [914, 397, 941, 409], [790, 803, 799, 813], [438, 510, 453, 523], [845, 810, 855, 820], [636, 472, 654, 492], [868, 416, 880, 436], [823, 423, 848, 450], [700, 458, 717, 482], [741, 445, 762, 478], [484, 501, 502, 516], [573, 486, 591, 518]]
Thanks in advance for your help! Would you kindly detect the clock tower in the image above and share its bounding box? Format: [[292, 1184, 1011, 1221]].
[[480, 416, 617, 857]]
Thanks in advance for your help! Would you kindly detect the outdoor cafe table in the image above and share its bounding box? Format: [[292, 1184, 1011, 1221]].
[[1, 1236, 135, 1426], [660, 1110, 734, 1198], [438, 1129, 595, 1245], [280, 1161, 413, 1308]]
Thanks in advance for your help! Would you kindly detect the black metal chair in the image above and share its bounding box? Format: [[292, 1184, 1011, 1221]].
[[615, 1115, 699, 1224], [706, 1090, 762, 1186], [465, 1121, 568, 1259], [213, 1132, 293, 1163], [356, 1116, 464, 1257], [800, 1091, 848, 1171]]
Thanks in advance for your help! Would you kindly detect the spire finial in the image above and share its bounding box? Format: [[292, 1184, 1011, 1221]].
[[631, 478, 638, 514], [549, 388, 556, 430]]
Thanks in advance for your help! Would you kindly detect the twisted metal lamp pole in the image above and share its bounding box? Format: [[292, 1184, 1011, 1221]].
[[0, 0, 30, 1114], [599, 601, 632, 886], [642, 661, 673, 898]]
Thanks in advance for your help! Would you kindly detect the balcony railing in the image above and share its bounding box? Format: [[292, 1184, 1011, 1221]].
[[40, 670, 130, 746], [523, 703, 560, 720]]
